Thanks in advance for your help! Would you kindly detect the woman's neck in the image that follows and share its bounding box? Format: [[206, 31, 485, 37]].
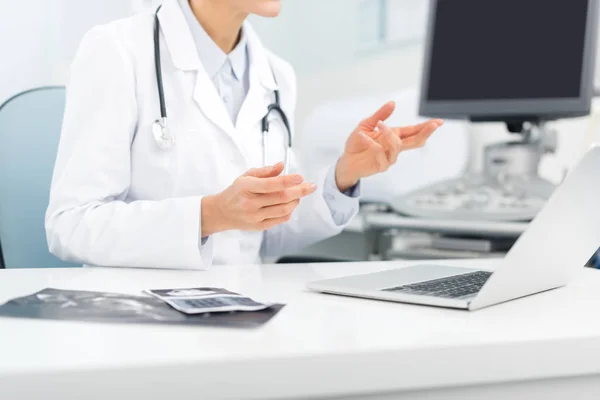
[[189, 0, 247, 54]]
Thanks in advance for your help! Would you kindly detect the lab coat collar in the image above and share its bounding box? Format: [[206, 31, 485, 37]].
[[157, 0, 279, 165], [234, 21, 280, 138], [177, 0, 248, 81], [243, 20, 279, 92], [158, 0, 237, 148], [228, 30, 249, 82], [158, 0, 278, 92], [157, 0, 201, 72]]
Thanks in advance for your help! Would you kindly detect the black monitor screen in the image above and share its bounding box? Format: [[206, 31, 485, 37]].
[[426, 0, 589, 101]]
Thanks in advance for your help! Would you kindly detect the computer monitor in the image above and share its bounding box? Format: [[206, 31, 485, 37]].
[[419, 0, 599, 122]]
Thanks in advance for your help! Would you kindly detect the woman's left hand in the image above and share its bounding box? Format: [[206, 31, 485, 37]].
[[335, 101, 444, 191]]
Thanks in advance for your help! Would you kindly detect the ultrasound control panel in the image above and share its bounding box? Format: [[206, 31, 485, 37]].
[[391, 174, 555, 222]]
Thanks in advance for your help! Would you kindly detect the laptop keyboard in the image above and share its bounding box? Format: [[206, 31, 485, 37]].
[[382, 271, 492, 299]]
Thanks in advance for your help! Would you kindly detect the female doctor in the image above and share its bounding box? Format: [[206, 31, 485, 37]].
[[45, 0, 443, 269]]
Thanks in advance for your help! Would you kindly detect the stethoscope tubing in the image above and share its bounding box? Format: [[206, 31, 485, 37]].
[[152, 6, 292, 173]]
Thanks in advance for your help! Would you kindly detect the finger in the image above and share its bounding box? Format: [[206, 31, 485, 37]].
[[347, 128, 384, 153], [374, 148, 390, 173], [244, 162, 284, 178], [377, 121, 403, 164], [401, 125, 438, 149], [360, 101, 396, 131], [357, 130, 385, 150], [258, 199, 300, 220], [257, 182, 318, 207], [260, 215, 293, 231], [394, 120, 443, 139], [394, 120, 440, 139], [245, 174, 305, 194]]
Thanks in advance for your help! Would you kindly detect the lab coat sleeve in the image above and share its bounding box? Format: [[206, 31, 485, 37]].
[[45, 26, 213, 270], [322, 163, 361, 225], [259, 55, 360, 259]]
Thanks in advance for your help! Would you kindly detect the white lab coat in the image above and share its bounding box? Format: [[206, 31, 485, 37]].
[[45, 0, 357, 270]]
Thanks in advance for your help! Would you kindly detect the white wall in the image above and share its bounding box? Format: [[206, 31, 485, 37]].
[[0, 0, 133, 105], [250, 0, 364, 77]]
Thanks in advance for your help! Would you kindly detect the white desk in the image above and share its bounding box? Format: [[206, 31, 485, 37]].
[[1, 260, 600, 400]]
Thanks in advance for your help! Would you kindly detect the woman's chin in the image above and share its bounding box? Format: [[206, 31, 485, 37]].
[[253, 1, 282, 17]]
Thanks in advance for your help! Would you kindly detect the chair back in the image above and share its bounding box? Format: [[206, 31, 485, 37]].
[[0, 87, 77, 268]]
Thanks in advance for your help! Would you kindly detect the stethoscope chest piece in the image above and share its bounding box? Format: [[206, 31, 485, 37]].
[[152, 118, 175, 150]]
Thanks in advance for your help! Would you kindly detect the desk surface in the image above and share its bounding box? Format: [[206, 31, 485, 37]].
[[1, 260, 600, 399]]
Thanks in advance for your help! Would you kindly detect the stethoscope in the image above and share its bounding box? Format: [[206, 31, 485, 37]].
[[151, 6, 293, 172]]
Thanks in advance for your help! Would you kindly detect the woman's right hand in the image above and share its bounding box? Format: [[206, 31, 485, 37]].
[[201, 162, 317, 236]]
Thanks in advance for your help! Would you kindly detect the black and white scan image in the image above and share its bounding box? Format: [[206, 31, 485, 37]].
[[0, 288, 283, 328]]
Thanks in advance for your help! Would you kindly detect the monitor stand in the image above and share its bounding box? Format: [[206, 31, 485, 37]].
[[390, 121, 557, 222]]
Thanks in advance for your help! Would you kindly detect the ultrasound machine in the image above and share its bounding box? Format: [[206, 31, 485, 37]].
[[394, 0, 596, 222], [365, 0, 598, 260]]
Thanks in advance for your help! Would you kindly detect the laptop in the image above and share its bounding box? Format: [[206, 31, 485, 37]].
[[307, 146, 600, 311]]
